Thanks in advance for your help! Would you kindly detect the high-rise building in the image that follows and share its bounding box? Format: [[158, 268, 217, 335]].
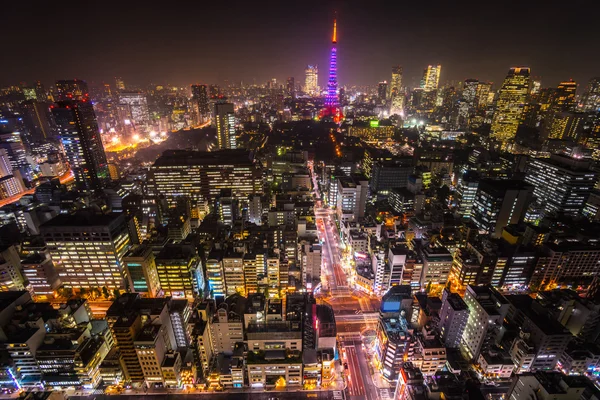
[[471, 179, 533, 238], [286, 77, 295, 98], [191, 84, 210, 124], [476, 81, 493, 108], [581, 77, 600, 112], [548, 112, 584, 140], [52, 100, 109, 191], [389, 66, 404, 115], [490, 67, 530, 143], [118, 91, 150, 127], [40, 212, 132, 290], [155, 244, 201, 298], [462, 79, 479, 107], [304, 65, 319, 96], [115, 77, 126, 91], [55, 79, 89, 101], [461, 285, 509, 360], [336, 174, 369, 222], [553, 80, 577, 113], [214, 102, 236, 150], [147, 149, 262, 205], [524, 154, 598, 217], [377, 81, 388, 103], [123, 244, 161, 297], [456, 172, 479, 219], [439, 289, 469, 348], [421, 65, 441, 92]]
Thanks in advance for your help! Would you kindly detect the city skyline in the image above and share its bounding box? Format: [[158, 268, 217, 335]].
[[3, 1, 600, 89]]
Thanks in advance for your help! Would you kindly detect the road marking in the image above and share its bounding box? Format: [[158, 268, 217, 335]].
[[379, 389, 391, 400]]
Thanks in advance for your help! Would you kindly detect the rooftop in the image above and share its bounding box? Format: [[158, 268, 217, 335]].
[[153, 149, 255, 167]]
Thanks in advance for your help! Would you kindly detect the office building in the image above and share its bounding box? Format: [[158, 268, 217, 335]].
[[506, 372, 595, 400], [209, 295, 245, 354], [223, 251, 245, 296], [390, 66, 403, 115], [506, 295, 572, 371], [55, 79, 89, 101], [581, 77, 600, 112], [206, 251, 225, 298], [0, 245, 25, 291], [286, 77, 295, 98], [438, 289, 469, 348], [548, 112, 584, 140], [375, 314, 412, 381], [531, 242, 600, 288], [421, 65, 441, 92], [155, 244, 201, 298], [456, 172, 479, 219], [40, 212, 131, 290], [215, 102, 236, 149], [52, 100, 109, 191], [490, 67, 530, 143], [336, 174, 369, 222], [461, 285, 509, 360], [378, 81, 389, 103], [191, 84, 210, 124], [419, 245, 453, 288], [369, 159, 413, 196], [553, 80, 577, 112], [471, 179, 533, 238], [304, 65, 319, 96], [118, 91, 150, 127], [20, 254, 60, 299], [524, 154, 598, 217], [147, 149, 262, 205], [123, 244, 161, 297]]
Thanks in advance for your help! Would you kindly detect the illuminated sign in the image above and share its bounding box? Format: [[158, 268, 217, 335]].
[[370, 120, 379, 128]]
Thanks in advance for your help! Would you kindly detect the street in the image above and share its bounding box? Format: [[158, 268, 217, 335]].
[[310, 163, 386, 400], [68, 391, 343, 400]]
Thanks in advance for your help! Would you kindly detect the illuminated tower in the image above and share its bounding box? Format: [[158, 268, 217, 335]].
[[325, 19, 338, 107], [490, 67, 530, 144], [320, 19, 343, 122]]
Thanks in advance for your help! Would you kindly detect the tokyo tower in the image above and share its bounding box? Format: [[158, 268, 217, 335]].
[[320, 18, 343, 123]]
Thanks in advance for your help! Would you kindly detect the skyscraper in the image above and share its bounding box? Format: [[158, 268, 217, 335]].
[[462, 79, 479, 106], [389, 66, 404, 115], [286, 77, 295, 98], [214, 102, 236, 149], [115, 77, 126, 91], [52, 100, 109, 191], [118, 91, 150, 127], [191, 84, 210, 124], [377, 81, 388, 103], [421, 65, 441, 92], [304, 65, 319, 96], [471, 179, 533, 238], [490, 67, 530, 143], [55, 79, 89, 101], [581, 77, 600, 112], [553, 79, 577, 112], [524, 154, 598, 217]]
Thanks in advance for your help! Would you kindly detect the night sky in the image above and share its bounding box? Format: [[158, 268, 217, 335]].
[[3, 0, 599, 90]]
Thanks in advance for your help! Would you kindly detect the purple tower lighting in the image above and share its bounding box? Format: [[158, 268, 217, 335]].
[[325, 19, 338, 107]]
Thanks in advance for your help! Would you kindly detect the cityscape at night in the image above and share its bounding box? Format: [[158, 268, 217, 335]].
[[2, 2, 600, 400]]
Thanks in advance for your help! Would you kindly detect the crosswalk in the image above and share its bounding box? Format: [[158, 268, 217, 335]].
[[379, 388, 392, 400]]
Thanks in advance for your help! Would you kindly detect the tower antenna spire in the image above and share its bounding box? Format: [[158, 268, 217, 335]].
[[332, 18, 337, 43]]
